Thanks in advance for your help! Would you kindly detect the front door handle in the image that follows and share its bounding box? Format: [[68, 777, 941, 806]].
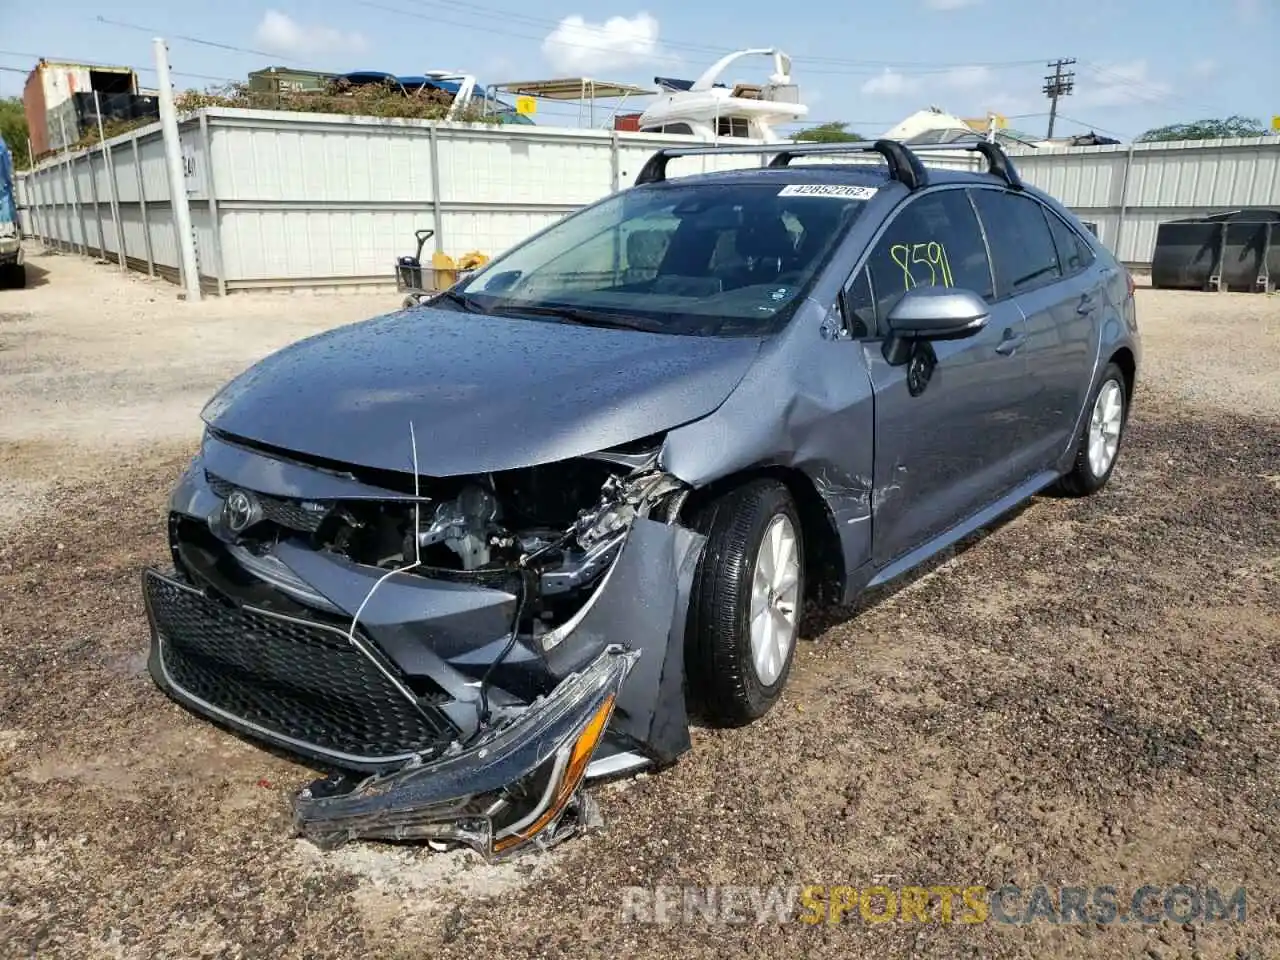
[[995, 328, 1025, 356]]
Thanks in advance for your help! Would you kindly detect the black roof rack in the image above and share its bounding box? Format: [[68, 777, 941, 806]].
[[632, 137, 1023, 192], [903, 140, 1024, 190]]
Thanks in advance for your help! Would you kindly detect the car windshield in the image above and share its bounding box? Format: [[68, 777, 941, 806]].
[[449, 180, 871, 336]]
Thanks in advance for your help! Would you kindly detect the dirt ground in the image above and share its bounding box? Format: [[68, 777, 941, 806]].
[[1, 249, 1277, 959]]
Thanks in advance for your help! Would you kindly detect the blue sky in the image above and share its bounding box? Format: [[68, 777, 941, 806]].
[[2, 0, 1276, 140]]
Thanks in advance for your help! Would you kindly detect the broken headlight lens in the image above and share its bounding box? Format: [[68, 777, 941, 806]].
[[291, 646, 637, 859]]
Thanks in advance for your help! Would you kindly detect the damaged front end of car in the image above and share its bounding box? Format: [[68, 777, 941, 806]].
[[142, 426, 705, 859]]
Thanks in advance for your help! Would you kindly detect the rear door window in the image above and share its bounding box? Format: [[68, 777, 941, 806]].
[[970, 190, 1063, 297], [1044, 210, 1096, 276], [860, 188, 995, 323]]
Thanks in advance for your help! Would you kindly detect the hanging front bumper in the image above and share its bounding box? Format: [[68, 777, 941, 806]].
[[292, 644, 638, 858]]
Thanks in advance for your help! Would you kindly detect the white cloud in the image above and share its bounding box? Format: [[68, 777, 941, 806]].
[[860, 64, 992, 99], [541, 13, 660, 74], [924, 0, 982, 8], [253, 10, 368, 57], [860, 68, 922, 97], [1189, 58, 1218, 80], [984, 94, 1036, 117], [1074, 60, 1171, 108], [943, 65, 992, 90]]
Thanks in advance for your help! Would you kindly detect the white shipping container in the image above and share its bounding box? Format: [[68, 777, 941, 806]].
[[35, 63, 94, 115]]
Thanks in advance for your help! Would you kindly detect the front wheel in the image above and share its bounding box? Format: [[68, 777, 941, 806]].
[[685, 479, 805, 726], [1057, 361, 1128, 496]]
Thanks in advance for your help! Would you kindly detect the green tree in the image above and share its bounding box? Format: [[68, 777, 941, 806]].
[[1136, 115, 1266, 142], [794, 121, 863, 143], [0, 97, 30, 169]]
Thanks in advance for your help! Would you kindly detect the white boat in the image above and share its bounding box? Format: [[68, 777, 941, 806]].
[[634, 48, 807, 143]]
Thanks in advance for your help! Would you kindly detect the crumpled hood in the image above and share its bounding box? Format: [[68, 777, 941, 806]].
[[202, 307, 763, 476]]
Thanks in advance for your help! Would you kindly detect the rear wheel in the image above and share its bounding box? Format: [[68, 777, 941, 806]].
[[685, 479, 805, 726], [1057, 361, 1127, 496]]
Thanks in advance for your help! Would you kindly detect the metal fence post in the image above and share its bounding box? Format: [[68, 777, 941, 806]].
[[132, 134, 156, 278], [86, 146, 107, 258], [428, 121, 445, 256], [1114, 143, 1135, 262], [28, 167, 43, 244], [73, 157, 88, 256], [24, 136, 43, 243], [610, 130, 620, 192], [199, 111, 227, 296], [58, 115, 87, 255], [95, 91, 129, 274], [36, 170, 50, 247], [43, 170, 58, 250]]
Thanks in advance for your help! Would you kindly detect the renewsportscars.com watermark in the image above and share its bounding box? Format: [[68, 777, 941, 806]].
[[619, 884, 1248, 926]]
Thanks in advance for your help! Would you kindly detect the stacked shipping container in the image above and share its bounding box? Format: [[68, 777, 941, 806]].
[[23, 60, 139, 157]]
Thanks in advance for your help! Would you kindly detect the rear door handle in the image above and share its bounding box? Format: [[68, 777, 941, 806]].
[[995, 328, 1025, 355], [1077, 293, 1098, 314]]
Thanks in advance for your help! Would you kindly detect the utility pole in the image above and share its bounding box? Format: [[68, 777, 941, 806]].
[[1042, 58, 1076, 140], [154, 37, 202, 302]]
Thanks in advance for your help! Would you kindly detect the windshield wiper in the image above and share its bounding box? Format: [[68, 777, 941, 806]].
[[488, 303, 658, 332], [431, 289, 488, 313]]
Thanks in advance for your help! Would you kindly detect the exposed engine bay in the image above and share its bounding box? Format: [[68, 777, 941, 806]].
[[205, 439, 688, 650]]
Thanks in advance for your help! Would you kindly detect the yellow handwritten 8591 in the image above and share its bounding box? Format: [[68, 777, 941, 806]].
[[888, 242, 955, 291]]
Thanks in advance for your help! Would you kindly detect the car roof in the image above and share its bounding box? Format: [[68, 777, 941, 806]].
[[638, 162, 1014, 191]]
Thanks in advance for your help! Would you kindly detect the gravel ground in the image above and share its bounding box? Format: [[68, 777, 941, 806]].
[[1, 250, 1278, 959]]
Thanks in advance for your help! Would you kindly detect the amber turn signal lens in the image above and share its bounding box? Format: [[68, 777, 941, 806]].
[[493, 692, 616, 853]]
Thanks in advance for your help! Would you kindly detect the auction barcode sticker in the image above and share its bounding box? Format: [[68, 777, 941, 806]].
[[778, 184, 878, 199]]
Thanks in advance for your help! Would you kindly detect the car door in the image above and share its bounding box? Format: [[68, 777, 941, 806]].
[[848, 187, 1033, 568], [969, 188, 1095, 469], [1042, 207, 1107, 447]]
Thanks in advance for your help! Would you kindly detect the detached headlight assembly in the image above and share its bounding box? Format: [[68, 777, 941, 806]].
[[291, 645, 637, 859]]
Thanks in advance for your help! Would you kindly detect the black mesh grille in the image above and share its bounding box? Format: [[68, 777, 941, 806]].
[[205, 473, 329, 533], [144, 570, 455, 762]]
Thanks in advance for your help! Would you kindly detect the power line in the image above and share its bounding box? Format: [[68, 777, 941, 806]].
[[346, 0, 1050, 77], [360, 0, 1051, 71], [47, 14, 1107, 139], [1052, 113, 1132, 141], [1042, 58, 1075, 139], [77, 7, 1057, 101], [1080, 61, 1222, 116], [93, 16, 313, 66], [0, 51, 237, 85]]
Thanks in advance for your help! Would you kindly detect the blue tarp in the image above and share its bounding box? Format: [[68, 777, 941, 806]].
[[0, 136, 15, 227], [338, 71, 465, 94]]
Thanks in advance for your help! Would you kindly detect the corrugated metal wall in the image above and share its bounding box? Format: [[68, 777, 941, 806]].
[[17, 107, 1280, 293], [1008, 138, 1280, 266], [21, 115, 203, 285]]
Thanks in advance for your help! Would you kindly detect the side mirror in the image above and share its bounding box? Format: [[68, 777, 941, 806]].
[[882, 286, 990, 365]]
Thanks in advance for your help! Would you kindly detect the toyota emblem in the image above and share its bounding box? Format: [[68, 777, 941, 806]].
[[224, 489, 261, 533]]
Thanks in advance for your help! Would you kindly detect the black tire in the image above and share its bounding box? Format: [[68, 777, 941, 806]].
[[0, 264, 21, 289], [1056, 361, 1128, 497], [685, 479, 805, 726]]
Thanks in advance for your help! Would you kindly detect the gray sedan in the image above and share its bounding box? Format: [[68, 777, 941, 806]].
[[141, 139, 1139, 858]]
